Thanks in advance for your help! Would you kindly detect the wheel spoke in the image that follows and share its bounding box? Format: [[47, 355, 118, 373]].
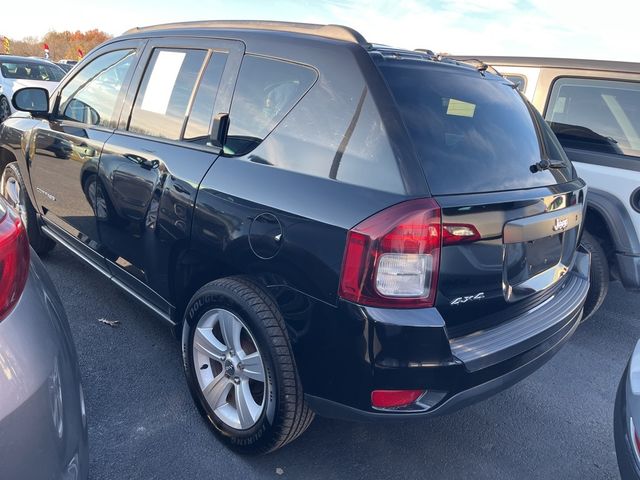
[[218, 310, 243, 353], [235, 380, 260, 429], [241, 352, 265, 383], [4, 179, 20, 207], [194, 327, 226, 362], [193, 308, 267, 431], [203, 373, 232, 410]]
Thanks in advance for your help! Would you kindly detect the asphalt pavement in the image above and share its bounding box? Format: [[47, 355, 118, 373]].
[[43, 246, 638, 480]]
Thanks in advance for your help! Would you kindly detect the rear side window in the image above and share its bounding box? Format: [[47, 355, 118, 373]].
[[376, 60, 572, 195], [546, 77, 640, 158], [129, 48, 207, 140], [225, 55, 317, 156], [59, 49, 136, 128], [0, 60, 64, 82], [183, 53, 228, 143]]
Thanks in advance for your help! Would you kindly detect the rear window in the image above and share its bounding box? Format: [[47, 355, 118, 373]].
[[376, 60, 572, 195]]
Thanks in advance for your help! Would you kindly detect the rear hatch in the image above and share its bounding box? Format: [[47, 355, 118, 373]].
[[375, 54, 586, 333]]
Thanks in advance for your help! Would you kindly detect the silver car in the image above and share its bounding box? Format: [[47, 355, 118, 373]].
[[0, 198, 88, 479], [615, 340, 640, 479]]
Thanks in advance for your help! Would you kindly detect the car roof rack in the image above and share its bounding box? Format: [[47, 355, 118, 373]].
[[447, 55, 640, 75], [124, 20, 369, 46], [368, 45, 438, 62]]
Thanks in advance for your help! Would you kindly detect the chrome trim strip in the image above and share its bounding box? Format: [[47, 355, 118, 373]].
[[503, 203, 583, 244], [41, 225, 175, 326]]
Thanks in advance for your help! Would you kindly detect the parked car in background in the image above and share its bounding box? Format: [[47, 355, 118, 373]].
[[450, 56, 640, 321], [56, 62, 74, 73], [1, 21, 590, 454], [0, 55, 66, 122], [0, 194, 88, 479], [615, 340, 640, 479]]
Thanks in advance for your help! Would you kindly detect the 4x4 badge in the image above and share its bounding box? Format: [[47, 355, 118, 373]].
[[450, 292, 485, 306], [553, 217, 569, 232]]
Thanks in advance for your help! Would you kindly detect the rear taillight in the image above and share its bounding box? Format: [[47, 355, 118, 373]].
[[0, 206, 30, 321], [338, 198, 441, 308]]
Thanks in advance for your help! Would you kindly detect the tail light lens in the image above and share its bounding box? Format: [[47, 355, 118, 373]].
[[338, 198, 441, 308], [371, 389, 425, 409], [0, 205, 30, 321], [442, 223, 481, 245]]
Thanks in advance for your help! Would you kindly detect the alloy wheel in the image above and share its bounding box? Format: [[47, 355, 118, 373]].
[[192, 308, 267, 430], [1, 173, 27, 227], [0, 97, 10, 123]]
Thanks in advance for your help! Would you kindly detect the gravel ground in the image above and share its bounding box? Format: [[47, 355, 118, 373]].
[[43, 246, 637, 480]]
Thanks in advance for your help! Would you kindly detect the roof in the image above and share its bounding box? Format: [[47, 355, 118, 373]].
[[448, 56, 640, 75], [0, 55, 56, 65], [123, 20, 368, 46]]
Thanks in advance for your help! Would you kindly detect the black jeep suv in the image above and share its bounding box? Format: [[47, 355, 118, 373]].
[[0, 21, 589, 454]]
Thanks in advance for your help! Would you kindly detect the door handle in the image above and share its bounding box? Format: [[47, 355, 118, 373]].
[[125, 153, 159, 170]]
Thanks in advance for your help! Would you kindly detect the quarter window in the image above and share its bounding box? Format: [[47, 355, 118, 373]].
[[129, 48, 207, 141], [546, 77, 640, 158], [225, 55, 317, 156], [59, 49, 136, 128]]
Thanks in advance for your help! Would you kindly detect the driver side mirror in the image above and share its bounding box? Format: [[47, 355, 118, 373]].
[[12, 87, 49, 118]]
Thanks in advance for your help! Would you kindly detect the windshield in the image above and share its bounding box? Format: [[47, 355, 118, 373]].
[[376, 59, 573, 195], [0, 60, 65, 82]]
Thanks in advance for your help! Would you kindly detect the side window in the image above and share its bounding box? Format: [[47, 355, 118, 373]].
[[225, 55, 317, 156], [183, 53, 228, 143], [546, 77, 640, 158], [59, 49, 136, 128], [129, 48, 207, 140], [504, 74, 526, 92]]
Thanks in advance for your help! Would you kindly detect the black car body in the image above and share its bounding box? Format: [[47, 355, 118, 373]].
[[0, 22, 590, 453]]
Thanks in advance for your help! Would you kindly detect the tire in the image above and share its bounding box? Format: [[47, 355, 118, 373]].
[[580, 231, 609, 322], [182, 276, 314, 454], [0, 96, 10, 123], [1, 162, 56, 255], [614, 364, 640, 479]]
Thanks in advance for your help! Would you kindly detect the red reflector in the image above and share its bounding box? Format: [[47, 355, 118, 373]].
[[0, 206, 30, 322], [371, 389, 424, 409]]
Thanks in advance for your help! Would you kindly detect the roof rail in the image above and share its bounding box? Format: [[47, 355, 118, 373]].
[[123, 20, 368, 46]]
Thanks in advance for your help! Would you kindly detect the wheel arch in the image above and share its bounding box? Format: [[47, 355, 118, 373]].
[[586, 188, 640, 256], [169, 242, 312, 337], [170, 244, 242, 326], [0, 146, 17, 173]]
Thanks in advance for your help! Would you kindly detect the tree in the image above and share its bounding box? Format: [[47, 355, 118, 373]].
[[0, 30, 112, 61]]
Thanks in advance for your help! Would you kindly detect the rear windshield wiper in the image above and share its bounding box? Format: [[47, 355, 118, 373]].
[[530, 159, 566, 172]]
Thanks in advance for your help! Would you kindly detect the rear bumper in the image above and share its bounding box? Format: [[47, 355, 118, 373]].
[[306, 249, 589, 420], [617, 253, 640, 291]]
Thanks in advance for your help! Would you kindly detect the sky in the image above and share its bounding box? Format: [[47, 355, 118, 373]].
[[4, 0, 639, 61]]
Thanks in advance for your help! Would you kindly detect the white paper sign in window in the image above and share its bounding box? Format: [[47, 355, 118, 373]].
[[140, 51, 185, 114]]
